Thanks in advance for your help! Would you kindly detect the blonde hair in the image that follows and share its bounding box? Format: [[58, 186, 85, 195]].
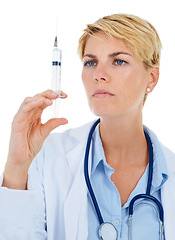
[[78, 14, 162, 67], [78, 13, 162, 104]]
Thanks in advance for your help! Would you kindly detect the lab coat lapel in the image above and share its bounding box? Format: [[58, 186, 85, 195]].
[[63, 122, 94, 240], [161, 147, 175, 240], [161, 175, 175, 240]]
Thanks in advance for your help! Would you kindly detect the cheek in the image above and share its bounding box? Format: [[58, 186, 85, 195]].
[[116, 68, 148, 106], [81, 71, 91, 100], [82, 69, 93, 91], [129, 73, 148, 106], [123, 67, 148, 90], [134, 69, 149, 92], [81, 70, 86, 85], [81, 70, 88, 92]]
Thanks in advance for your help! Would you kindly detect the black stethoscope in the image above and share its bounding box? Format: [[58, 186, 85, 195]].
[[84, 119, 164, 240]]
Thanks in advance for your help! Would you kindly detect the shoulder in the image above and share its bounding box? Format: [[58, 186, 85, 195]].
[[161, 145, 175, 171]]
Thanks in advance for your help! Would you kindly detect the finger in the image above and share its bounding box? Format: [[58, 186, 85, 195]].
[[20, 90, 67, 109], [26, 90, 68, 112], [59, 91, 68, 98], [35, 90, 68, 100], [17, 90, 68, 118], [41, 118, 68, 139], [35, 90, 58, 100], [22, 97, 53, 113], [13, 99, 51, 128]]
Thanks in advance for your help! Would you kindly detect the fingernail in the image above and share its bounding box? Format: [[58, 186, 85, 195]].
[[60, 92, 67, 98], [61, 118, 68, 124]]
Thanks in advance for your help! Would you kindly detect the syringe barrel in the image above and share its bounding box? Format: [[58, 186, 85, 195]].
[[52, 47, 62, 118], [52, 47, 62, 63]]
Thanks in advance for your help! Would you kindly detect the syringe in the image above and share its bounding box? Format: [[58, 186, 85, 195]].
[[51, 36, 62, 118]]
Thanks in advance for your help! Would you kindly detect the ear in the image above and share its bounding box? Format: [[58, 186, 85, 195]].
[[147, 66, 159, 93]]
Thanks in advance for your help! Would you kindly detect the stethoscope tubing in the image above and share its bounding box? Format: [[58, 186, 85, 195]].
[[84, 118, 104, 224], [144, 130, 153, 195], [129, 194, 164, 222]]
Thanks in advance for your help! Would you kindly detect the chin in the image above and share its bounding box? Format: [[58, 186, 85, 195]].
[[91, 106, 117, 118], [89, 98, 119, 115], [91, 105, 136, 120], [89, 98, 141, 119]]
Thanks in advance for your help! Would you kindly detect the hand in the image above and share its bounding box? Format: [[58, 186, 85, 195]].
[[3, 90, 68, 189]]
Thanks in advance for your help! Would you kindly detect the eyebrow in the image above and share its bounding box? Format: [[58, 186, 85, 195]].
[[109, 52, 132, 57], [83, 52, 132, 59]]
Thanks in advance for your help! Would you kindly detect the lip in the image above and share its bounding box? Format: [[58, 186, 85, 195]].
[[92, 89, 115, 98]]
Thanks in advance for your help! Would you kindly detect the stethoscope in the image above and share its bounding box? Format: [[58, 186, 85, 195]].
[[84, 119, 164, 240]]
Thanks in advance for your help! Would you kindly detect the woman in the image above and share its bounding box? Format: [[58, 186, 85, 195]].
[[0, 14, 175, 240]]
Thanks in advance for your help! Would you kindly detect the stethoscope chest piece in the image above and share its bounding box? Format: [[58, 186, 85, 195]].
[[99, 222, 118, 240]]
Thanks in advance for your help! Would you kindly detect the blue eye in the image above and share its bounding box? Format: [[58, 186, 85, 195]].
[[84, 61, 96, 67], [115, 59, 126, 65]]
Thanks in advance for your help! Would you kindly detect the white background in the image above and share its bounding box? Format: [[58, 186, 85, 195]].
[[0, 0, 175, 173]]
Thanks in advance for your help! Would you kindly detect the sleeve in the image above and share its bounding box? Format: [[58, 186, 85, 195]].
[[0, 151, 47, 240]]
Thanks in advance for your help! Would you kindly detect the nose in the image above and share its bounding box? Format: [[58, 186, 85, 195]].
[[93, 64, 109, 82]]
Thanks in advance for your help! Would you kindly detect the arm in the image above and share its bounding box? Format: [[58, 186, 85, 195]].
[[2, 90, 68, 190], [0, 151, 47, 240], [0, 90, 68, 239]]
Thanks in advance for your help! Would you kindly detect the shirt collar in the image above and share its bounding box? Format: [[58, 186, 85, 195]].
[[91, 124, 105, 175]]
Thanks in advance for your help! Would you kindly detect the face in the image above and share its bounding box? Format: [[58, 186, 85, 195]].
[[82, 32, 156, 119]]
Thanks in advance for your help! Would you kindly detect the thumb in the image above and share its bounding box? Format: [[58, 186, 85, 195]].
[[41, 118, 68, 139]]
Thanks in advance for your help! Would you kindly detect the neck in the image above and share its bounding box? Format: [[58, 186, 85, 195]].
[[99, 112, 148, 168]]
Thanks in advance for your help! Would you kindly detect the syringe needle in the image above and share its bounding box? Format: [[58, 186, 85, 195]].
[[54, 36, 58, 47]]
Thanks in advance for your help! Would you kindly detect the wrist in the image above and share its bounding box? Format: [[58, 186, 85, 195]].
[[2, 161, 29, 190]]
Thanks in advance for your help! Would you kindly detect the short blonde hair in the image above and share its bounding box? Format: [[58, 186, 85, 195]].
[[78, 14, 162, 68], [78, 14, 162, 104]]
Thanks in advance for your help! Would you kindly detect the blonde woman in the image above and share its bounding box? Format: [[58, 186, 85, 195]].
[[0, 14, 175, 240]]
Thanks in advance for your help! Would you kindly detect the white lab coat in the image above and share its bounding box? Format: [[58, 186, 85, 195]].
[[0, 121, 175, 240]]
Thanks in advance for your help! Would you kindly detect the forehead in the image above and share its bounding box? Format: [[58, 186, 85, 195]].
[[84, 32, 133, 56]]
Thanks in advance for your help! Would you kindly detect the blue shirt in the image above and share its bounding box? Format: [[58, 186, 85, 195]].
[[87, 125, 168, 240]]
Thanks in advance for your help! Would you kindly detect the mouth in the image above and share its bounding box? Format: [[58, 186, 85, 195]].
[[92, 89, 115, 98]]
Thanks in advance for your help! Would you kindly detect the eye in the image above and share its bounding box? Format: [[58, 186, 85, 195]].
[[84, 60, 97, 67], [114, 59, 126, 66]]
